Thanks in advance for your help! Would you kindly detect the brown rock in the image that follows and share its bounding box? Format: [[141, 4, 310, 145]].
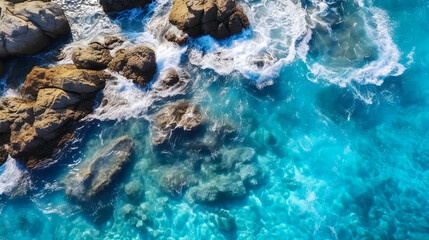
[[108, 46, 157, 87], [22, 64, 108, 96], [169, 0, 250, 39], [151, 100, 203, 144], [72, 42, 113, 70], [0, 65, 109, 168], [99, 0, 152, 12], [164, 28, 189, 45], [104, 35, 125, 49]]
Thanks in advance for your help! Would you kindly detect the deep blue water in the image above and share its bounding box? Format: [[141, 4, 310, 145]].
[[1, 0, 429, 239]]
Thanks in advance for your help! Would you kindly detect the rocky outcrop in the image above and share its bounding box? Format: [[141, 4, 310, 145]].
[[64, 136, 135, 202], [0, 0, 70, 58], [72, 42, 113, 70], [168, 0, 250, 39], [108, 46, 157, 87], [151, 100, 203, 144], [99, 0, 152, 12], [0, 65, 109, 167], [164, 27, 188, 45]]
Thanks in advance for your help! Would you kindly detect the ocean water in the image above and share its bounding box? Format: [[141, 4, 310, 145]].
[[1, 0, 429, 239]]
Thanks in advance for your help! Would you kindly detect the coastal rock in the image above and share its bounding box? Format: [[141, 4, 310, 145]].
[[22, 64, 108, 96], [186, 175, 246, 204], [151, 100, 203, 144], [65, 136, 135, 202], [124, 180, 144, 204], [168, 0, 250, 39], [99, 0, 152, 12], [108, 46, 157, 87], [164, 28, 188, 45], [0, 0, 70, 58], [103, 35, 125, 49], [0, 65, 109, 168], [72, 42, 113, 70], [219, 147, 255, 171], [159, 167, 196, 198]]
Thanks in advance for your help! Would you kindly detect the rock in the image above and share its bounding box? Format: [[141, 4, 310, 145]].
[[186, 175, 246, 204], [125, 180, 144, 204], [103, 35, 125, 49], [213, 209, 236, 232], [0, 0, 70, 58], [169, 0, 250, 39], [108, 46, 157, 86], [238, 164, 265, 188], [72, 42, 113, 70], [159, 167, 196, 198], [99, 0, 152, 12], [65, 136, 135, 202], [0, 65, 109, 168], [151, 100, 203, 144], [22, 64, 108, 96], [160, 69, 180, 87], [164, 28, 188, 45]]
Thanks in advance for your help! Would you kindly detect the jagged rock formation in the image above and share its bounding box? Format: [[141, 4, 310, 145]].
[[0, 65, 109, 168], [169, 0, 250, 39], [0, 0, 70, 57]]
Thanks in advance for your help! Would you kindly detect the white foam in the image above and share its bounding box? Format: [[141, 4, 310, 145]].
[[0, 157, 32, 197]]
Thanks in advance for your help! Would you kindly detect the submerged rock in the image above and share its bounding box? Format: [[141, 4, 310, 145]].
[[151, 100, 203, 144], [99, 0, 152, 12], [186, 175, 246, 204], [212, 209, 236, 232], [169, 0, 250, 39], [72, 42, 113, 70], [0, 0, 70, 57], [108, 46, 157, 87], [65, 136, 135, 202], [159, 167, 196, 198], [125, 180, 144, 204], [0, 65, 109, 168]]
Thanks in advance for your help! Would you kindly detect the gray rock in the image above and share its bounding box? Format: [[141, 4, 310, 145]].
[[99, 0, 153, 12], [65, 136, 135, 202], [0, 1, 70, 57]]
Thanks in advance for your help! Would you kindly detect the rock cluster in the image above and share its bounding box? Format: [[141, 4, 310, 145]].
[[151, 100, 203, 144], [169, 0, 250, 39], [99, 0, 152, 12], [65, 136, 135, 202], [108, 46, 157, 86], [0, 65, 109, 167], [0, 0, 70, 58]]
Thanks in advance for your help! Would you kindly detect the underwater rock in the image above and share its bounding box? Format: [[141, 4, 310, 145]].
[[99, 0, 152, 12], [238, 164, 265, 188], [125, 180, 144, 204], [72, 42, 113, 70], [65, 136, 135, 202], [0, 0, 70, 57], [168, 0, 250, 39], [108, 46, 157, 87], [159, 167, 196, 198], [186, 175, 246, 204], [212, 209, 236, 232], [151, 100, 203, 144], [0, 65, 109, 168], [219, 147, 256, 171]]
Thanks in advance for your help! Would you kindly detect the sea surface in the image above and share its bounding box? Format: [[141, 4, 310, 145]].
[[1, 0, 429, 239]]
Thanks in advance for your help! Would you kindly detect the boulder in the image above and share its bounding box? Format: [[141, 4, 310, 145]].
[[124, 180, 144, 204], [22, 64, 108, 96], [0, 0, 70, 58], [0, 65, 109, 168], [159, 167, 196, 198], [151, 100, 203, 144], [65, 136, 135, 202], [72, 42, 113, 70], [99, 0, 152, 12], [219, 147, 255, 171], [108, 46, 157, 87], [168, 0, 250, 39], [164, 28, 188, 45], [186, 175, 246, 204], [103, 35, 125, 49]]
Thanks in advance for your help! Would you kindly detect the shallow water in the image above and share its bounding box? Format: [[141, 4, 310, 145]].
[[1, 0, 429, 239]]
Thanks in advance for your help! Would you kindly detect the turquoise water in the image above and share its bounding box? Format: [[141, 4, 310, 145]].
[[1, 0, 429, 239]]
